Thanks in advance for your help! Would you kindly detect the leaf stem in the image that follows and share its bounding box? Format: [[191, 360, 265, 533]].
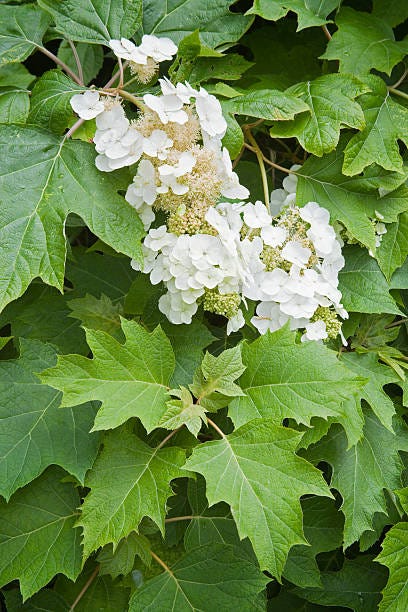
[[38, 46, 83, 85], [206, 417, 226, 439], [151, 550, 174, 575], [117, 89, 147, 110], [390, 67, 408, 89], [65, 117, 85, 139], [321, 25, 332, 40], [156, 427, 181, 450], [243, 127, 270, 211], [67, 39, 84, 85], [165, 515, 194, 523], [388, 86, 408, 101], [385, 317, 408, 329], [105, 60, 129, 89], [69, 565, 99, 611], [244, 143, 294, 174]]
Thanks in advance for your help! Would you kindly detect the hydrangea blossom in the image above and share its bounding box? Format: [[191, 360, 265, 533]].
[[70, 91, 105, 120]]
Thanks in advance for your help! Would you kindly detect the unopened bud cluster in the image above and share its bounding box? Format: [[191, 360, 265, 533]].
[[70, 36, 348, 343]]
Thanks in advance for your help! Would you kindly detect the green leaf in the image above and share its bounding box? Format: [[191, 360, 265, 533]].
[[229, 326, 363, 430], [78, 427, 186, 558], [129, 543, 268, 611], [58, 41, 103, 85], [226, 89, 309, 121], [292, 556, 388, 611], [269, 74, 368, 156], [221, 108, 244, 158], [0, 63, 34, 88], [0, 467, 82, 600], [188, 54, 253, 84], [339, 246, 402, 315], [54, 563, 130, 611], [343, 76, 408, 176], [322, 7, 408, 76], [184, 418, 331, 578], [142, 0, 254, 49], [0, 284, 88, 355], [0, 86, 29, 123], [41, 319, 175, 433], [341, 352, 398, 432], [296, 148, 408, 251], [38, 0, 142, 44], [160, 387, 207, 437], [68, 293, 123, 338], [0, 339, 100, 500], [0, 125, 143, 312], [28, 70, 84, 133], [306, 410, 408, 547], [247, 0, 340, 31], [376, 212, 408, 280], [190, 345, 245, 412], [2, 588, 69, 612], [372, 0, 408, 27], [0, 4, 51, 64], [97, 533, 151, 579], [376, 522, 408, 611]]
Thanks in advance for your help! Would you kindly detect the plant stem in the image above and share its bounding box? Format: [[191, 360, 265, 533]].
[[385, 317, 408, 329], [65, 117, 85, 139], [165, 515, 194, 523], [322, 24, 332, 40], [151, 550, 174, 575], [243, 127, 270, 212], [206, 417, 226, 439], [105, 60, 130, 89], [38, 46, 83, 85], [67, 39, 84, 85], [244, 143, 294, 174], [388, 86, 408, 101], [390, 67, 408, 89], [117, 89, 147, 110], [156, 427, 181, 450], [69, 565, 99, 611]]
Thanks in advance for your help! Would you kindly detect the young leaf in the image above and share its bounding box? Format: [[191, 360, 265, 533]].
[[229, 326, 363, 429], [376, 522, 408, 611], [160, 387, 207, 436], [306, 410, 408, 547], [0, 87, 29, 123], [142, 0, 254, 48], [341, 352, 399, 431], [68, 293, 123, 338], [292, 556, 388, 611], [339, 246, 402, 315], [0, 467, 82, 600], [129, 543, 269, 611], [190, 345, 245, 411], [0, 125, 143, 312], [77, 427, 186, 558], [0, 4, 51, 64], [343, 76, 408, 176], [41, 319, 175, 432], [269, 73, 368, 156], [322, 7, 408, 76], [247, 0, 340, 31], [0, 339, 100, 500], [38, 0, 142, 45], [97, 533, 151, 579], [184, 418, 332, 578], [296, 148, 408, 251], [28, 70, 84, 133]]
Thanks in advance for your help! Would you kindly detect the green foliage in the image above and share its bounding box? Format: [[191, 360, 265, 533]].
[[0, 1, 408, 608]]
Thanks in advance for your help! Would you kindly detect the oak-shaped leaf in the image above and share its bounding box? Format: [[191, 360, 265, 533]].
[[190, 345, 246, 412], [38, 0, 142, 44], [247, 0, 340, 31], [129, 543, 269, 611], [184, 418, 332, 578], [160, 387, 207, 437], [0, 4, 51, 64], [269, 73, 368, 156], [296, 147, 408, 252], [78, 427, 186, 558], [228, 326, 363, 431], [376, 212, 408, 281], [97, 533, 151, 579], [0, 125, 143, 312], [0, 338, 100, 500], [306, 409, 408, 547], [376, 522, 408, 611], [0, 467, 82, 600], [343, 76, 408, 176], [322, 7, 408, 76], [41, 319, 175, 433]]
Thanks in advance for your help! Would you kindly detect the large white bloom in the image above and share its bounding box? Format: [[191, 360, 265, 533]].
[[70, 91, 105, 120], [195, 88, 227, 138], [139, 35, 177, 62], [109, 38, 146, 63]]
